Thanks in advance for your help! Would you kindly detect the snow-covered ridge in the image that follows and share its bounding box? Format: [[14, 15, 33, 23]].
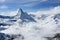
[[0, 8, 60, 40], [0, 8, 36, 26]]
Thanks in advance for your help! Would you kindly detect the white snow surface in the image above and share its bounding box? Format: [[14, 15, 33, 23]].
[[1, 6, 60, 40]]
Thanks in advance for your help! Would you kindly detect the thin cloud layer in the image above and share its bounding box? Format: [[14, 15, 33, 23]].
[[0, 5, 8, 9], [0, 6, 60, 16], [0, 0, 60, 11], [0, 0, 6, 2], [28, 6, 60, 21]]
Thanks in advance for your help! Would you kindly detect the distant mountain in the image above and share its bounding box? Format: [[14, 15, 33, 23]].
[[19, 9, 36, 22], [0, 15, 14, 19], [1, 9, 60, 40], [53, 14, 60, 24], [0, 33, 24, 40], [0, 9, 36, 40], [0, 8, 36, 26]]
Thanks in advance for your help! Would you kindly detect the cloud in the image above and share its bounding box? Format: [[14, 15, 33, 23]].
[[47, 0, 60, 3], [19, 6, 60, 40], [19, 0, 47, 7], [0, 6, 60, 16], [29, 6, 60, 15], [28, 6, 60, 21], [0, 0, 6, 2], [20, 2, 38, 7], [2, 0, 47, 3], [1, 0, 47, 7], [0, 9, 18, 16], [15, 0, 47, 3], [1, 6, 60, 40], [0, 5, 8, 9]]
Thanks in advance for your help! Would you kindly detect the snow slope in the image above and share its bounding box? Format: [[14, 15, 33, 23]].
[[0, 7, 60, 40]]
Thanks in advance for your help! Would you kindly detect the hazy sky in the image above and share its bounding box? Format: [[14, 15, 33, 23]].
[[0, 0, 60, 12]]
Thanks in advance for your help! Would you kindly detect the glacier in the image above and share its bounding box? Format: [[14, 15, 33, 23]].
[[0, 8, 60, 40]]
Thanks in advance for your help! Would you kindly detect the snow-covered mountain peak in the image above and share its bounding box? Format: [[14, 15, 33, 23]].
[[0, 8, 60, 40]]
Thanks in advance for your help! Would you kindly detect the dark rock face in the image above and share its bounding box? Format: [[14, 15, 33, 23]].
[[52, 33, 60, 40], [0, 9, 36, 40], [0, 15, 14, 19], [20, 12, 36, 22], [53, 14, 60, 24], [54, 14, 60, 19], [9, 20, 17, 22], [0, 33, 24, 40], [38, 14, 48, 20], [0, 33, 5, 40], [0, 23, 11, 26], [19, 9, 36, 22], [0, 28, 7, 31], [45, 33, 60, 40], [0, 9, 36, 26]]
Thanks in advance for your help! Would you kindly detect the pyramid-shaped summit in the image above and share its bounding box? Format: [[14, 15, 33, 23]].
[[0, 8, 36, 26], [17, 8, 36, 22]]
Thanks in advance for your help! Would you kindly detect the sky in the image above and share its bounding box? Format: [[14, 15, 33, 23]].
[[0, 0, 60, 15]]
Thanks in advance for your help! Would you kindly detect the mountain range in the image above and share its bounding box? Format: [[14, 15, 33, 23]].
[[0, 9, 60, 40]]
